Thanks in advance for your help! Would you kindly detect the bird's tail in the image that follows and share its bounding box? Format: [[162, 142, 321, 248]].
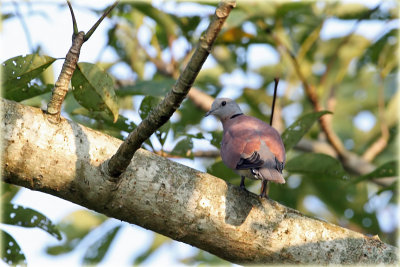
[[259, 168, 285, 184]]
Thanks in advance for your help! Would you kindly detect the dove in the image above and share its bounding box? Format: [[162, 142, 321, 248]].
[[205, 98, 285, 198]]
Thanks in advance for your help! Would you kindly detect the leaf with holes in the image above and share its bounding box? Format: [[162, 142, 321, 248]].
[[1, 54, 56, 101], [72, 62, 119, 122], [1, 230, 26, 266], [7, 83, 54, 102], [82, 225, 121, 265], [139, 95, 162, 120], [351, 161, 397, 184], [2, 203, 61, 240], [281, 111, 331, 151], [285, 153, 349, 180]]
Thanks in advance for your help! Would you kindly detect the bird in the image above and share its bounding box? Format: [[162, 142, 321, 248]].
[[205, 98, 285, 198]]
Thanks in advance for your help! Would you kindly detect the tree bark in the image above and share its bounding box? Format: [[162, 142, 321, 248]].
[[1, 98, 397, 265]]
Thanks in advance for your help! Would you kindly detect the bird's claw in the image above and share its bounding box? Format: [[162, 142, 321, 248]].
[[239, 184, 250, 194]]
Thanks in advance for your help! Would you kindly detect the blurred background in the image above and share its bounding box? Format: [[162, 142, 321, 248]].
[[1, 0, 398, 266]]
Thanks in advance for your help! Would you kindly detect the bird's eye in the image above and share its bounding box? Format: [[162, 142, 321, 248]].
[[221, 101, 226, 106]]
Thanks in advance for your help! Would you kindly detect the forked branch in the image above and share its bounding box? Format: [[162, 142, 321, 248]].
[[107, 0, 236, 178], [46, 1, 119, 123]]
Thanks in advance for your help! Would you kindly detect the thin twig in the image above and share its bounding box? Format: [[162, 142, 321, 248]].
[[84, 0, 119, 41], [107, 0, 236, 178], [270, 77, 279, 126], [67, 0, 78, 35], [362, 74, 390, 162], [271, 22, 393, 186], [273, 33, 347, 156], [47, 31, 85, 123]]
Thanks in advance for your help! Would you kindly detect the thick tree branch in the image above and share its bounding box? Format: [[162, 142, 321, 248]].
[[107, 0, 236, 177], [1, 99, 397, 264]]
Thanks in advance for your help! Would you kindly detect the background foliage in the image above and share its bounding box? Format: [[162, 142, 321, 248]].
[[1, 1, 398, 265]]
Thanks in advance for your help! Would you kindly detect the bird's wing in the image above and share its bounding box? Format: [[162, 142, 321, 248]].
[[236, 151, 264, 170], [221, 115, 285, 170]]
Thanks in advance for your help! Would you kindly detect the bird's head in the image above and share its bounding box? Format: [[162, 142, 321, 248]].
[[205, 98, 243, 122]]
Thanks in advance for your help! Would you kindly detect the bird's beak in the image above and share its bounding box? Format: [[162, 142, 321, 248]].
[[205, 110, 213, 117]]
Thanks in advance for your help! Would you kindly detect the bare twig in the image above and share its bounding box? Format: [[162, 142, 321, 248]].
[[107, 0, 236, 178], [46, 1, 119, 123], [273, 34, 347, 156], [271, 30, 394, 186], [67, 0, 78, 35], [362, 75, 390, 162], [84, 0, 119, 41], [270, 77, 279, 126], [47, 31, 85, 123]]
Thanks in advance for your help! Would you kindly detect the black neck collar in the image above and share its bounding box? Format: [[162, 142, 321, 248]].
[[230, 113, 243, 119]]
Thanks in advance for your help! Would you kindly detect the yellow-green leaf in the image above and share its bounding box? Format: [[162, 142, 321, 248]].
[[72, 62, 119, 122]]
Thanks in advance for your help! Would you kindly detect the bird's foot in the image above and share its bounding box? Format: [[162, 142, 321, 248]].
[[259, 192, 270, 199], [240, 184, 250, 194], [259, 180, 269, 199]]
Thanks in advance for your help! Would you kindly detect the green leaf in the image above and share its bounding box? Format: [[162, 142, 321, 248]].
[[133, 234, 170, 265], [180, 249, 230, 266], [139, 95, 162, 120], [71, 107, 136, 134], [1, 54, 56, 100], [1, 203, 61, 240], [46, 210, 107, 256], [170, 137, 193, 158], [210, 131, 223, 148], [281, 111, 332, 151], [351, 161, 398, 184], [82, 225, 121, 265], [177, 99, 205, 130], [374, 181, 397, 196], [116, 79, 175, 97], [1, 183, 20, 203], [207, 160, 238, 182], [357, 29, 398, 70], [138, 96, 171, 148], [1, 230, 26, 266], [72, 62, 119, 122], [132, 3, 177, 48], [6, 83, 54, 102], [285, 153, 349, 180]]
